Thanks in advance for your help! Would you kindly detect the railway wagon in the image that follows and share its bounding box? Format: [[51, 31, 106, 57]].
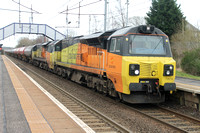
[[43, 25, 176, 103], [24, 45, 36, 62], [17, 47, 26, 60], [6, 25, 176, 104]]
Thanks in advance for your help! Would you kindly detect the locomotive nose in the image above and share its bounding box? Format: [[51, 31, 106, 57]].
[[139, 62, 158, 77]]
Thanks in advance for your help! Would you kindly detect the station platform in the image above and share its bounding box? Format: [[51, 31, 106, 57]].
[[174, 77, 200, 111], [0, 55, 94, 133], [175, 77, 200, 94]]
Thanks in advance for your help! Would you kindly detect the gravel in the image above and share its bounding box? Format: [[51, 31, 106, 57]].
[[160, 100, 200, 120]]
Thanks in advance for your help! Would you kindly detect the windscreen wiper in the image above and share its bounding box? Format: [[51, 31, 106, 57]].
[[151, 38, 163, 54]]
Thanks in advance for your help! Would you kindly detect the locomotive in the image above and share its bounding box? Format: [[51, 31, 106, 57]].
[[6, 25, 176, 103]]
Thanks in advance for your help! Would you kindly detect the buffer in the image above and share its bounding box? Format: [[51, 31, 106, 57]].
[[0, 23, 66, 41]]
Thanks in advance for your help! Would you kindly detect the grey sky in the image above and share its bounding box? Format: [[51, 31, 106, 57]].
[[0, 0, 200, 47]]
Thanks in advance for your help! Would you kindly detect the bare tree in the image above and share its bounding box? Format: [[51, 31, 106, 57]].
[[108, 1, 145, 30], [108, 0, 126, 29], [16, 37, 33, 48], [129, 16, 146, 27], [91, 15, 103, 33], [171, 22, 200, 67], [16, 36, 48, 48], [116, 0, 126, 27]]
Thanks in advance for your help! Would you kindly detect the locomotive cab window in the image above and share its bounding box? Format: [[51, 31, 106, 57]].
[[128, 35, 166, 55], [110, 38, 116, 52], [32, 46, 37, 51], [47, 45, 53, 53], [55, 45, 61, 51], [109, 38, 121, 54]]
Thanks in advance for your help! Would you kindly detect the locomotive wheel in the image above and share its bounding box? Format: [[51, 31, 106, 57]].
[[61, 71, 67, 78], [56, 67, 62, 76], [107, 80, 118, 97], [93, 83, 97, 92], [97, 83, 103, 92], [103, 87, 108, 95]]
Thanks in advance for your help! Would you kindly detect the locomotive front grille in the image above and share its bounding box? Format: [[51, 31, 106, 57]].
[[140, 63, 158, 77]]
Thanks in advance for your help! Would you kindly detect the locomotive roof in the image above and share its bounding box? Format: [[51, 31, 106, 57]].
[[80, 32, 103, 40], [79, 29, 116, 47], [109, 25, 166, 38], [41, 41, 51, 46], [80, 29, 116, 40], [109, 27, 133, 37], [48, 40, 60, 46]]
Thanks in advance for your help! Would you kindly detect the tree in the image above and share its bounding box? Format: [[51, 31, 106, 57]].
[[170, 22, 200, 67], [129, 16, 146, 27], [108, 0, 126, 30], [145, 0, 185, 38], [16, 36, 48, 48], [16, 37, 33, 48]]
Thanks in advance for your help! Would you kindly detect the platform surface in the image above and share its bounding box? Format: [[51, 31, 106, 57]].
[[0, 55, 31, 133], [175, 77, 200, 94], [0, 55, 94, 133]]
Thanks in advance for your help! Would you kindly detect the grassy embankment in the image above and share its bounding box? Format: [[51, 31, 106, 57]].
[[176, 70, 200, 80]]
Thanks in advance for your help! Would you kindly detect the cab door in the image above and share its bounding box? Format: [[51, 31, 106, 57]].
[[106, 37, 123, 92]]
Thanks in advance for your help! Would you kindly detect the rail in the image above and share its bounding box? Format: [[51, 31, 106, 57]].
[[128, 104, 200, 133]]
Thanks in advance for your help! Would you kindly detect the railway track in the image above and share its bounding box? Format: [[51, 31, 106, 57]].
[[130, 104, 200, 133], [12, 59, 131, 133], [9, 56, 200, 133]]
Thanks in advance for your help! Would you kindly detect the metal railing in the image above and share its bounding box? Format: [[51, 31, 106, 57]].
[[0, 23, 66, 41]]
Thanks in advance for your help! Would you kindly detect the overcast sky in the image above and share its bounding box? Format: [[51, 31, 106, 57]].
[[1, 0, 200, 47]]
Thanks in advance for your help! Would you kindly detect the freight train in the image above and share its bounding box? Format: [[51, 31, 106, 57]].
[[5, 25, 176, 103]]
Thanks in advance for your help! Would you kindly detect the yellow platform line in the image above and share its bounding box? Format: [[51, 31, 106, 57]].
[[2, 56, 54, 133]]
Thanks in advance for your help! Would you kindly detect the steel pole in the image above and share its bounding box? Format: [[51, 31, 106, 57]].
[[104, 0, 107, 32], [126, 0, 129, 26]]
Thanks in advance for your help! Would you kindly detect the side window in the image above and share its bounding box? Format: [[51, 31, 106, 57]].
[[33, 46, 37, 51], [47, 45, 53, 53], [55, 45, 60, 51], [109, 37, 121, 53], [55, 42, 62, 51], [51, 47, 53, 53], [115, 38, 121, 52], [47, 46, 51, 52], [110, 38, 116, 52]]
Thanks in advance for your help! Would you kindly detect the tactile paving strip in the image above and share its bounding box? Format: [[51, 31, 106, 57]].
[[3, 56, 54, 133]]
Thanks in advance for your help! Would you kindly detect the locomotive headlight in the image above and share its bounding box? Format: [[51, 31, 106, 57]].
[[164, 65, 174, 76], [129, 64, 140, 76], [166, 70, 170, 75], [135, 70, 140, 75], [169, 66, 173, 70]]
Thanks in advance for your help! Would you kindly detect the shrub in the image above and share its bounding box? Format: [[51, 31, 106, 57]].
[[181, 48, 200, 75]]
